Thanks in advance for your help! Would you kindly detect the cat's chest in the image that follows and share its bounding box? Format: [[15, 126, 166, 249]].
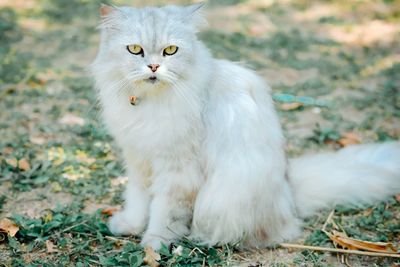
[[102, 94, 203, 153]]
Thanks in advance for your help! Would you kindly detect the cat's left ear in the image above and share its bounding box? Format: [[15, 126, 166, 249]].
[[100, 4, 118, 17], [184, 2, 207, 30]]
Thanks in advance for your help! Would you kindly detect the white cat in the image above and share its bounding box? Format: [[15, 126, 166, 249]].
[[90, 3, 400, 250]]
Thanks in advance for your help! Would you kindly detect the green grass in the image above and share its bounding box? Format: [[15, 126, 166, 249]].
[[0, 0, 399, 266]]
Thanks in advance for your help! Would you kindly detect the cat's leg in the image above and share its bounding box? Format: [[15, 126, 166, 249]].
[[140, 160, 201, 250], [191, 76, 301, 246], [108, 158, 151, 236]]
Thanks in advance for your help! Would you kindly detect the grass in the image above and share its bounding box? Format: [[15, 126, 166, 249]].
[[0, 0, 399, 266]]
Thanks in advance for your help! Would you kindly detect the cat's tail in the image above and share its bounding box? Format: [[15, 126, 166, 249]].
[[289, 142, 400, 217]]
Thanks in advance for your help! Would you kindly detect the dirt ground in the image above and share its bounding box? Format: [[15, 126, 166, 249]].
[[0, 0, 399, 266]]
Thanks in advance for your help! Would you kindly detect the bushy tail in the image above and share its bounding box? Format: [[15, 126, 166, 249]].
[[289, 142, 400, 218]]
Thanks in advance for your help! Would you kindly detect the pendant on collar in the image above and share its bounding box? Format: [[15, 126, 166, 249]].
[[130, 95, 138, 105]]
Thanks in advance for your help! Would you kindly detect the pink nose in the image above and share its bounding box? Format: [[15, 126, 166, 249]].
[[148, 64, 160, 72]]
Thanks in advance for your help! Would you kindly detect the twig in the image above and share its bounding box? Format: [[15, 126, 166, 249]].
[[189, 247, 206, 257], [280, 243, 400, 258], [322, 210, 335, 232], [59, 220, 88, 233], [104, 235, 129, 244]]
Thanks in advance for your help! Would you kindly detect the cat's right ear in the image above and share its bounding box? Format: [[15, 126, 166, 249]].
[[100, 4, 115, 17], [184, 2, 207, 31]]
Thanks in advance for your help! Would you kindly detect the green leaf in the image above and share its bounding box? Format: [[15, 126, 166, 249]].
[[273, 93, 329, 107]]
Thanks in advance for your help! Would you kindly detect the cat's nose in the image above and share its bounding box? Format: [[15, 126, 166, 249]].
[[147, 64, 160, 72]]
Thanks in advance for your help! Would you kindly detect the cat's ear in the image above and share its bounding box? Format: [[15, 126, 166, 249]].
[[186, 2, 205, 14], [184, 2, 207, 30], [100, 4, 115, 17], [98, 4, 122, 33]]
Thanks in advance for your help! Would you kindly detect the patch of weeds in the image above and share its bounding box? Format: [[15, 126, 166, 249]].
[[275, 79, 332, 97], [268, 30, 310, 54], [40, 0, 110, 23], [3, 202, 229, 266], [0, 8, 32, 86], [353, 65, 400, 118], [43, 141, 122, 198], [334, 51, 363, 78], [0, 195, 7, 210], [318, 16, 346, 24], [352, 201, 399, 242], [293, 251, 326, 267], [334, 199, 400, 243], [304, 230, 331, 247], [63, 76, 96, 100], [376, 130, 397, 141], [158, 240, 230, 266], [308, 124, 341, 145], [73, 123, 112, 143], [0, 136, 56, 192], [2, 159, 54, 192], [200, 30, 266, 65], [0, 8, 22, 45]]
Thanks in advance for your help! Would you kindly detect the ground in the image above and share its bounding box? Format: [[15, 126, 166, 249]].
[[0, 0, 399, 266]]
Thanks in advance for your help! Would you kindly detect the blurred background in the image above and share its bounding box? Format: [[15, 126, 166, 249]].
[[0, 0, 399, 266]]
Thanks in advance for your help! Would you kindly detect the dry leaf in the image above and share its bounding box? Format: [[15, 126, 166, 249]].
[[143, 246, 161, 267], [28, 80, 43, 89], [281, 102, 303, 111], [30, 136, 46, 145], [328, 232, 398, 254], [45, 240, 59, 253], [51, 182, 62, 192], [337, 132, 361, 147], [101, 207, 119, 216], [0, 218, 19, 237], [0, 232, 6, 242], [58, 113, 85, 126], [3, 147, 14, 154], [42, 210, 53, 223], [18, 158, 31, 171], [5, 158, 18, 168], [111, 176, 129, 186]]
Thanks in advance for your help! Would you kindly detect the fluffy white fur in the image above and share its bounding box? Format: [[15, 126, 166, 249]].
[[90, 3, 400, 250]]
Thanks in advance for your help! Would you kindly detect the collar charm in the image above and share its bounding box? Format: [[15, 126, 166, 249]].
[[130, 95, 138, 105]]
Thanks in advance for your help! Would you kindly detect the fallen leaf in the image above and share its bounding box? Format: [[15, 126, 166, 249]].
[[30, 136, 46, 145], [327, 232, 398, 254], [58, 113, 85, 126], [101, 207, 119, 216], [143, 246, 161, 267], [3, 147, 14, 154], [18, 158, 31, 171], [0, 232, 6, 242], [5, 158, 18, 168], [337, 132, 361, 147], [45, 240, 59, 253], [281, 102, 303, 111], [51, 182, 62, 192], [111, 176, 129, 186], [42, 210, 53, 223], [0, 218, 19, 237], [28, 80, 43, 89]]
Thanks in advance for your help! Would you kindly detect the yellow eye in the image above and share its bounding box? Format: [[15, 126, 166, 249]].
[[163, 45, 178, 56], [127, 44, 143, 55]]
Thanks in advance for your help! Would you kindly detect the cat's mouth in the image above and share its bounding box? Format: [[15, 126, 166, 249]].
[[145, 76, 159, 84]]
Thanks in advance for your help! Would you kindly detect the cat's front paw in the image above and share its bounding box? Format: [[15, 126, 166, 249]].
[[140, 233, 170, 251], [108, 210, 146, 236]]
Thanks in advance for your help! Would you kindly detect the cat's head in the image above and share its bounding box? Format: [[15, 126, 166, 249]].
[[93, 3, 206, 92]]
